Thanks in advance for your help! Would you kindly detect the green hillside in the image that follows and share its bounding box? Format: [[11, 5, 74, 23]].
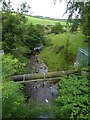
[[39, 32, 88, 71], [26, 15, 66, 25]]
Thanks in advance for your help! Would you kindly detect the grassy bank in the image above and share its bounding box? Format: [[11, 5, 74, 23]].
[[39, 32, 88, 71]]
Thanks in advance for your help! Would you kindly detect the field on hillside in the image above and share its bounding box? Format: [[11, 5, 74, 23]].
[[26, 16, 66, 26], [39, 32, 88, 71]]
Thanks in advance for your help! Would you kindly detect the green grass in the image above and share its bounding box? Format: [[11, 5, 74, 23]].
[[26, 15, 66, 26], [39, 32, 88, 71]]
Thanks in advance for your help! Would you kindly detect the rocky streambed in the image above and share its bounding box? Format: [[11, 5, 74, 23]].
[[24, 51, 59, 118]]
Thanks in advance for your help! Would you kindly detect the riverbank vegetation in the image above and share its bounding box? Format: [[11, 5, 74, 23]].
[[2, 53, 89, 119], [53, 73, 89, 119], [1, 0, 89, 119], [39, 32, 88, 71]]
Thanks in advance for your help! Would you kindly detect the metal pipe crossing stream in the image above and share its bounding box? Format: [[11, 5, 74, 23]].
[[11, 70, 77, 83]]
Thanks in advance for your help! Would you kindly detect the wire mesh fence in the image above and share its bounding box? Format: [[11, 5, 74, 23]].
[[76, 48, 90, 67]]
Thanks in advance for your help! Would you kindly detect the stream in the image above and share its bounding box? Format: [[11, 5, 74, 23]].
[[24, 50, 59, 118]]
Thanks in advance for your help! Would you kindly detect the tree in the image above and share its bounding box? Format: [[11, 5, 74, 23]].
[[20, 2, 31, 14], [54, 0, 90, 36], [1, 0, 30, 52], [24, 23, 45, 50], [1, 54, 30, 118], [2, 0, 13, 11], [2, 0, 45, 52], [51, 22, 63, 34], [66, 1, 90, 36], [70, 19, 81, 32], [2, 12, 23, 50]]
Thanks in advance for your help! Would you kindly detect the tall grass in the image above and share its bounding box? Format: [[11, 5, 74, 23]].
[[39, 32, 88, 71]]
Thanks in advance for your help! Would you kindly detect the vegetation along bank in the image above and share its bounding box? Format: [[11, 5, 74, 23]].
[[1, 0, 89, 119]]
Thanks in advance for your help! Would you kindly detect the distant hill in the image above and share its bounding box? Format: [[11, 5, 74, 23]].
[[32, 15, 67, 21], [26, 15, 67, 26]]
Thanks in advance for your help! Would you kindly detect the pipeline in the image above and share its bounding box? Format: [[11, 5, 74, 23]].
[[11, 69, 77, 82]]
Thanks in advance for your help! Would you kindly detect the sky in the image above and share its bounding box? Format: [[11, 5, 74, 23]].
[[7, 0, 68, 19]]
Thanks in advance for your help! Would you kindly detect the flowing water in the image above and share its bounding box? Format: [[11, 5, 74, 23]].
[[24, 51, 58, 118]]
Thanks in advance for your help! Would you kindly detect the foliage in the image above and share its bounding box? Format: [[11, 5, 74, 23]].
[[2, 11, 27, 52], [1, 0, 13, 11], [65, 1, 90, 36], [2, 81, 30, 119], [1, 54, 39, 119], [51, 22, 63, 34], [53, 74, 90, 119], [11, 42, 29, 63], [53, 45, 64, 54], [19, 2, 31, 14], [39, 32, 88, 71], [1, 0, 29, 52], [2, 81, 54, 119], [2, 12, 46, 53], [1, 52, 52, 118], [35, 24, 44, 33], [42, 36, 52, 46], [24, 23, 45, 49], [54, 0, 90, 36], [2, 54, 27, 79], [81, 3, 90, 37], [70, 19, 81, 32], [2, 0, 46, 54]]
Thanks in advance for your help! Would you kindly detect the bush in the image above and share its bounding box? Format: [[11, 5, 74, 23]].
[[44, 37, 52, 46], [24, 23, 45, 49], [1, 54, 40, 119], [51, 22, 63, 34], [2, 11, 27, 52], [2, 54, 27, 79], [2, 81, 30, 119], [53, 74, 89, 119]]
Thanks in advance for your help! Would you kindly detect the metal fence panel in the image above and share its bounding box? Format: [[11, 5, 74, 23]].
[[76, 48, 89, 67]]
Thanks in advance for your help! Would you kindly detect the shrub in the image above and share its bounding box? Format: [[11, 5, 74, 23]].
[[2, 81, 30, 119], [53, 74, 89, 119], [51, 22, 63, 34], [2, 54, 27, 79], [1, 54, 40, 119]]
